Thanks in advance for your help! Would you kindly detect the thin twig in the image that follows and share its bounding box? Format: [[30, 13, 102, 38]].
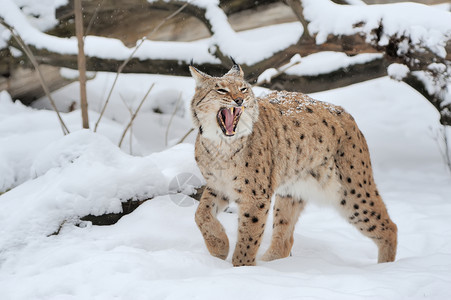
[[146, 2, 189, 40], [440, 126, 451, 173], [177, 128, 195, 144], [47, 220, 67, 237], [165, 92, 183, 147], [119, 93, 135, 114], [431, 126, 451, 175], [85, 0, 105, 39], [94, 2, 189, 132], [444, 129, 451, 171], [129, 118, 134, 154], [119, 93, 135, 154], [118, 83, 155, 148], [0, 18, 70, 135]]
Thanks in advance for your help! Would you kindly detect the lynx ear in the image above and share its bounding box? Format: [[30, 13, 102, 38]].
[[225, 61, 244, 78], [189, 66, 211, 87]]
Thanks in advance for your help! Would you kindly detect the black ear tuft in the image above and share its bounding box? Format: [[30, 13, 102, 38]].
[[190, 59, 194, 66], [230, 56, 237, 66], [189, 64, 212, 87], [224, 57, 244, 77]]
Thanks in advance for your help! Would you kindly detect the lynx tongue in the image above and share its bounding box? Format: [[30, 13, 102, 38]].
[[219, 107, 243, 136], [223, 108, 234, 134]]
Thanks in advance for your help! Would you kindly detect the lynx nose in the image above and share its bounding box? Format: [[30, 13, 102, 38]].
[[234, 97, 243, 106]]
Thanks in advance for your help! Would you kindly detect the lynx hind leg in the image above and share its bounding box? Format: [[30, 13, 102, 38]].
[[332, 119, 397, 263], [262, 194, 305, 262], [336, 167, 397, 262], [195, 187, 230, 260]]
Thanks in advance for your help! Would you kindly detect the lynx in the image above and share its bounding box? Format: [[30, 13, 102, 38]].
[[189, 63, 397, 267]]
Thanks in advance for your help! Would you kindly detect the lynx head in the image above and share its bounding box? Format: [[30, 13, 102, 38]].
[[189, 63, 258, 143]]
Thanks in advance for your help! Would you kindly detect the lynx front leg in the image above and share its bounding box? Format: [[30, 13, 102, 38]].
[[232, 197, 271, 266], [195, 187, 230, 260], [262, 194, 305, 261]]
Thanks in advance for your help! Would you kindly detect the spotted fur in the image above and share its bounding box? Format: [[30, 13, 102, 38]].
[[190, 64, 397, 267]]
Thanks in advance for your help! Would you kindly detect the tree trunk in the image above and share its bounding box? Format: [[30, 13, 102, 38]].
[[74, 0, 89, 129]]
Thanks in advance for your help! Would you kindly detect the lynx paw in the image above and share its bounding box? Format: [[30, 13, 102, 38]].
[[261, 249, 289, 262], [205, 235, 229, 260]]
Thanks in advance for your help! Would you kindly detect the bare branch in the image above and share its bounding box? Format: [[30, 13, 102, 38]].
[[118, 83, 155, 148], [177, 128, 195, 145], [165, 92, 183, 147], [283, 0, 313, 41], [94, 2, 189, 132], [0, 18, 70, 135], [85, 0, 105, 38], [119, 93, 135, 154]]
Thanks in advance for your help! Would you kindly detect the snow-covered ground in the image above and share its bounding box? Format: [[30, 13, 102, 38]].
[[1, 71, 451, 299], [1, 0, 451, 297]]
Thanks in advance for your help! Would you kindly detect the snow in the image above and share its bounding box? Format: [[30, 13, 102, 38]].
[[412, 69, 451, 108], [0, 0, 218, 63], [345, 0, 366, 5], [387, 63, 410, 81], [146, 0, 302, 64], [1, 0, 217, 62], [32, 72, 197, 154], [1, 0, 451, 298], [1, 0, 301, 66], [303, 0, 451, 58], [8, 46, 22, 58], [256, 52, 383, 84], [11, 0, 67, 31], [0, 129, 202, 254], [0, 91, 134, 192], [285, 52, 382, 77], [257, 68, 278, 84], [257, 52, 382, 84], [0, 0, 67, 48], [1, 73, 451, 299]]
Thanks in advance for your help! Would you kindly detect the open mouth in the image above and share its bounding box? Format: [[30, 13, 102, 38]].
[[217, 107, 244, 136]]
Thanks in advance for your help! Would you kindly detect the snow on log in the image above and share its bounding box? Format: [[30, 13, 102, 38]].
[[302, 0, 451, 125], [303, 0, 451, 59]]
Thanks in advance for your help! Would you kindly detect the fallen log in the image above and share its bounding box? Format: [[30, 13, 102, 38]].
[[80, 186, 205, 226]]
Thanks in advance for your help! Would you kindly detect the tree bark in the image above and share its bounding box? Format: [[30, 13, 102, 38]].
[[0, 65, 73, 105], [262, 57, 389, 93]]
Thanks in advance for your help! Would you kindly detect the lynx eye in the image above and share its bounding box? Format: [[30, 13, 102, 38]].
[[216, 88, 228, 94], [240, 87, 248, 93]]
